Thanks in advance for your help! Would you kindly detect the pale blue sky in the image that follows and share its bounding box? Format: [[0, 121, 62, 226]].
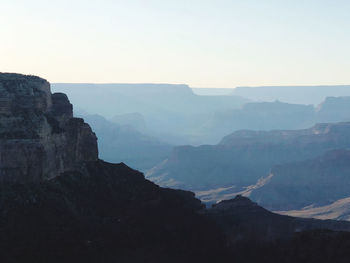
[[1, 0, 350, 88]]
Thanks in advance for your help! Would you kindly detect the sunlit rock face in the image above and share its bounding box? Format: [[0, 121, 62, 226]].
[[0, 73, 98, 182]]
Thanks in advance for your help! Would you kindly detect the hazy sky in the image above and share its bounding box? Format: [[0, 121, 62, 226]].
[[1, 0, 350, 88]]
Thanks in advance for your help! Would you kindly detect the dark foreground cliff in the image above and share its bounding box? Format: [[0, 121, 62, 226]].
[[0, 160, 226, 263], [210, 196, 350, 263], [2, 171, 350, 263], [2, 73, 350, 263], [3, 162, 350, 263]]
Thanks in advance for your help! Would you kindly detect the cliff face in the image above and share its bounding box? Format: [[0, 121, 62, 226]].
[[0, 73, 98, 182]]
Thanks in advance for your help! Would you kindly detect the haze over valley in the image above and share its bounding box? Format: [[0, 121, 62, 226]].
[[51, 82, 350, 221], [3, 1, 350, 262]]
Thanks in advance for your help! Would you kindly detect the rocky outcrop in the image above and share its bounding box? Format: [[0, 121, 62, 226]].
[[0, 73, 98, 182]]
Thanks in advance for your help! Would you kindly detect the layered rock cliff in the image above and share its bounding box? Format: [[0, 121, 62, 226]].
[[0, 73, 98, 182]]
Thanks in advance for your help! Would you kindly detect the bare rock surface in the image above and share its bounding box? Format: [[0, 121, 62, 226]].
[[0, 73, 98, 182]]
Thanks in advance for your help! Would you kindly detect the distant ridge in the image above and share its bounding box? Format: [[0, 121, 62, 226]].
[[232, 85, 350, 105]]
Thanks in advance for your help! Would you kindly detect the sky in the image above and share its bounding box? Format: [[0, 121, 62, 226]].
[[1, 0, 350, 88]]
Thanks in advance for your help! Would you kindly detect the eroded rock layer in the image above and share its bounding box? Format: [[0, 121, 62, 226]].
[[0, 73, 98, 182]]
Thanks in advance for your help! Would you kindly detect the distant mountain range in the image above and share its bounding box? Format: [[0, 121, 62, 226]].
[[53, 82, 350, 145], [204, 96, 350, 141], [148, 122, 350, 188], [147, 122, 350, 219], [192, 87, 236, 96], [52, 83, 248, 145], [203, 100, 316, 141], [232, 85, 350, 105]]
